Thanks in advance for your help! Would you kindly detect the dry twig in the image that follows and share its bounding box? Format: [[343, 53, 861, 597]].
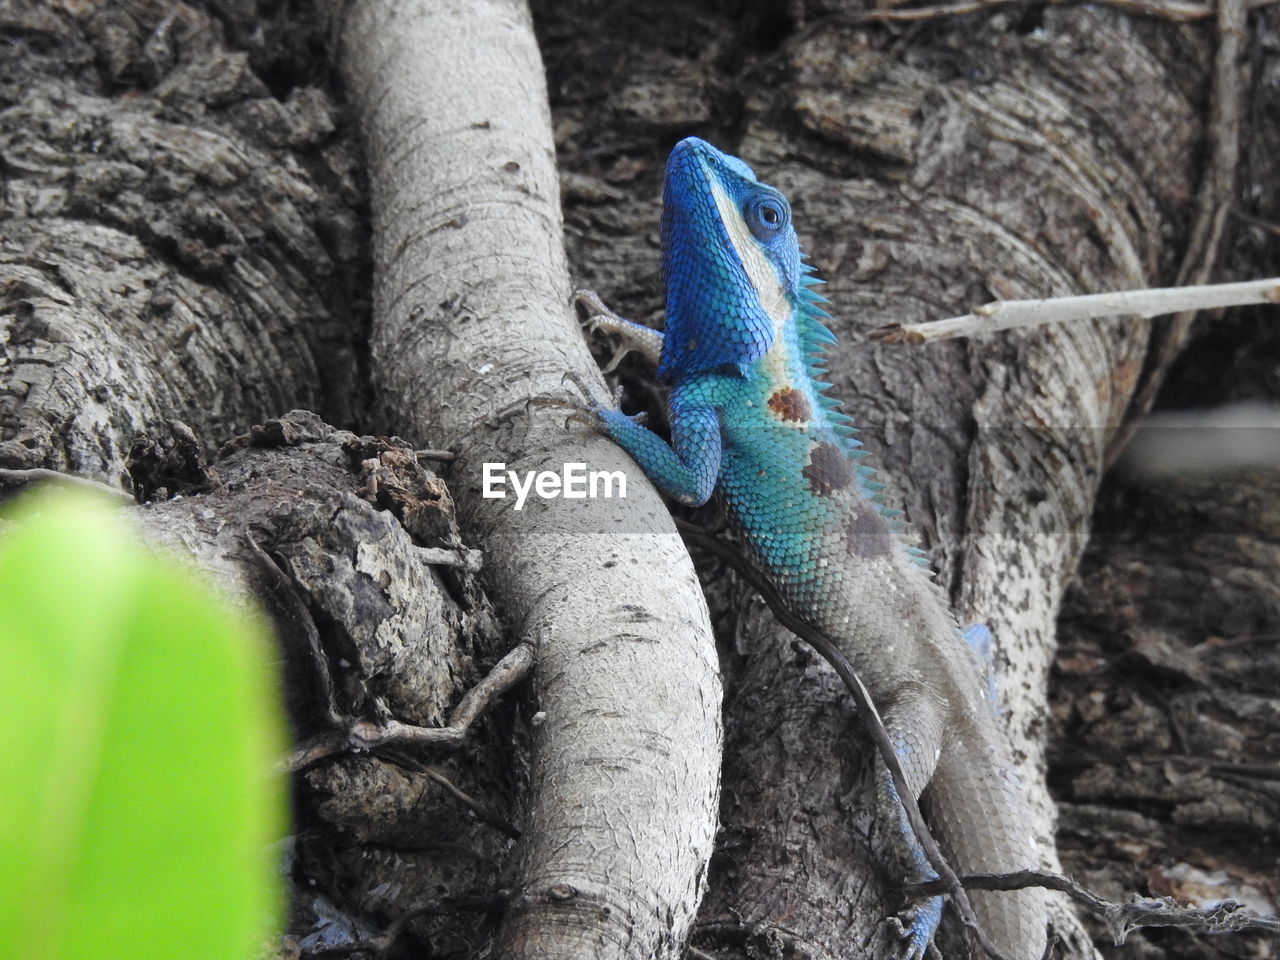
[[246, 534, 343, 728], [420, 764, 521, 839], [904, 870, 1280, 944], [282, 642, 535, 773], [870, 278, 1280, 345], [842, 0, 1277, 25], [1111, 0, 1249, 461], [850, 0, 1210, 24], [868, 0, 1261, 473], [414, 448, 457, 461]]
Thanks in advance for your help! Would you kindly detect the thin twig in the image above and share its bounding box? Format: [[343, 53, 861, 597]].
[[676, 523, 1016, 960], [868, 0, 1257, 474], [284, 732, 349, 772], [903, 870, 1280, 944], [423, 764, 521, 839], [786, 0, 1276, 62], [847, 0, 1217, 24], [0, 467, 134, 504], [414, 448, 457, 461], [870, 278, 1279, 344], [1232, 206, 1280, 237], [281, 642, 535, 773], [304, 893, 507, 957], [245, 533, 343, 728], [1201, 631, 1280, 650], [847, 0, 1276, 24]]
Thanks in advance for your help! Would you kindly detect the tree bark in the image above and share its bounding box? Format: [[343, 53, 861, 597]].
[[0, 0, 366, 480], [2, 2, 1277, 960], [332, 3, 723, 958]]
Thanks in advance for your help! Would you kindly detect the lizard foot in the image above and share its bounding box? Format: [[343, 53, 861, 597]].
[[559, 371, 642, 425], [573, 289, 627, 372], [488, 393, 597, 432], [572, 288, 623, 332], [883, 895, 944, 960], [487, 373, 643, 433], [572, 288, 664, 371]]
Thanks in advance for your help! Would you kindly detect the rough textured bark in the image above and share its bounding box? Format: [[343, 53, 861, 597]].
[[2, 2, 1277, 959], [127, 412, 515, 958], [1053, 467, 1280, 960], [0, 0, 367, 482], [1050, 26, 1280, 946]]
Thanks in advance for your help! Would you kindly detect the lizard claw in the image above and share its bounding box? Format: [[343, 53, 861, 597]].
[[560, 370, 603, 404], [572, 288, 621, 333], [883, 896, 943, 960], [573, 291, 635, 373], [487, 396, 540, 430], [553, 372, 646, 430], [572, 288, 665, 370], [600, 345, 630, 376], [881, 917, 928, 960], [602, 378, 630, 410], [488, 375, 606, 432]]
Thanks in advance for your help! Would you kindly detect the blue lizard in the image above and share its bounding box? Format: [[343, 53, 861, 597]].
[[576, 137, 1048, 959]]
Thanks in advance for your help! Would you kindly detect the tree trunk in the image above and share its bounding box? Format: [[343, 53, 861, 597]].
[[332, 3, 723, 958], [2, 2, 1277, 959]]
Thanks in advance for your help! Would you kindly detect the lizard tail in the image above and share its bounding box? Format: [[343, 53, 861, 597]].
[[927, 742, 1050, 960]]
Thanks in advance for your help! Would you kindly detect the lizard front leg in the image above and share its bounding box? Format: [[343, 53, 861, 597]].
[[572, 291, 722, 502], [594, 379, 721, 507]]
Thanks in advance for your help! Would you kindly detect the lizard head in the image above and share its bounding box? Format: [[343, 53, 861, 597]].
[[659, 137, 805, 380]]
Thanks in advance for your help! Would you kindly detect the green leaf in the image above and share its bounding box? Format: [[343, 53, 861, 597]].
[[0, 487, 286, 960]]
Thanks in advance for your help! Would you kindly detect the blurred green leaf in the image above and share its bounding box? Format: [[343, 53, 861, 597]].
[[0, 487, 285, 960]]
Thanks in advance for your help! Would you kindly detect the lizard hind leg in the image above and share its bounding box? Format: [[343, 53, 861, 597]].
[[927, 744, 1048, 960], [877, 776, 944, 960], [871, 683, 950, 960]]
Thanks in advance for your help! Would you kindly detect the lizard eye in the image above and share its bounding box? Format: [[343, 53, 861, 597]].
[[745, 195, 789, 241]]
